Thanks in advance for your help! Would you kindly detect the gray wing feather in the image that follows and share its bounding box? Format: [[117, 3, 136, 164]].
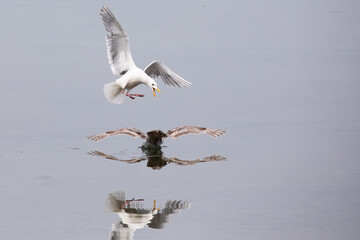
[[87, 127, 147, 141], [144, 61, 192, 87], [100, 6, 135, 75], [166, 126, 226, 139]]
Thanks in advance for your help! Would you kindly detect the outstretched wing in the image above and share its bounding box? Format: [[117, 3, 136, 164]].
[[144, 61, 192, 87], [87, 127, 147, 142], [100, 6, 135, 75], [166, 126, 226, 139]]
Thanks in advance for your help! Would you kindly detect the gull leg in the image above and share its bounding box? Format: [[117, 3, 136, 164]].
[[121, 90, 144, 99], [121, 90, 135, 99]]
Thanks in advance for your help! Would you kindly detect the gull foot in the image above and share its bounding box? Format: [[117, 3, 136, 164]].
[[121, 90, 135, 99], [130, 93, 144, 97], [121, 90, 144, 99]]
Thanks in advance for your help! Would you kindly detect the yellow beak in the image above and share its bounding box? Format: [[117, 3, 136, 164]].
[[152, 88, 161, 97], [153, 200, 160, 211]]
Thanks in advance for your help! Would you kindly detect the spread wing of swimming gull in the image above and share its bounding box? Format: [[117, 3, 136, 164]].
[[87, 127, 147, 142], [100, 6, 135, 75], [166, 126, 226, 139], [144, 61, 192, 87]]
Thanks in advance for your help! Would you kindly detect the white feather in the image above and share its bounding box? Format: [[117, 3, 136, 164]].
[[100, 6, 135, 75], [144, 61, 192, 87], [104, 81, 125, 104]]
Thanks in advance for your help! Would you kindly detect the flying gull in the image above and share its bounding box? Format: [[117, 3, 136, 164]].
[[87, 126, 226, 146], [100, 6, 191, 104]]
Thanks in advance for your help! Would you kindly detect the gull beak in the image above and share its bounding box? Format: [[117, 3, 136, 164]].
[[152, 88, 161, 97], [152, 200, 160, 212]]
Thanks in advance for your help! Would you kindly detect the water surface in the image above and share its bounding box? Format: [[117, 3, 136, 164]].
[[1, 0, 359, 239]]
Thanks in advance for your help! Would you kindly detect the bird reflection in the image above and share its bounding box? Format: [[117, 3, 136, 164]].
[[88, 147, 225, 170], [107, 191, 190, 240], [87, 126, 226, 169]]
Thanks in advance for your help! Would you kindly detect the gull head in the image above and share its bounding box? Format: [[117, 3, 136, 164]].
[[148, 79, 161, 97]]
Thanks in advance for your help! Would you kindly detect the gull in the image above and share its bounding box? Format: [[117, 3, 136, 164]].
[[100, 6, 192, 104], [87, 126, 226, 146]]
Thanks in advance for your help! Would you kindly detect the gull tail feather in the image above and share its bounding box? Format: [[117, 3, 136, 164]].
[[104, 81, 125, 104]]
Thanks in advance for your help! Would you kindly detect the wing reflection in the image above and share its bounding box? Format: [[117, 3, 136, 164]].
[[88, 145, 226, 170], [107, 191, 190, 240]]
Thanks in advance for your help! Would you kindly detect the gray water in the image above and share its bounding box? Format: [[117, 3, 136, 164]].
[[1, 0, 360, 239]]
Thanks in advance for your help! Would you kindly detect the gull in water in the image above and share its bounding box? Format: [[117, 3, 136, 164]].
[[100, 6, 192, 104], [87, 126, 226, 146]]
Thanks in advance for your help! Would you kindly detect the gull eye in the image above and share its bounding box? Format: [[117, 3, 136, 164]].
[[152, 83, 155, 86]]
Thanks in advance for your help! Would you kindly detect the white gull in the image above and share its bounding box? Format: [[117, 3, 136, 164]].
[[100, 6, 192, 104]]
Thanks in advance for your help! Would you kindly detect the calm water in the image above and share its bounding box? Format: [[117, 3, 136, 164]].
[[1, 0, 360, 239]]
